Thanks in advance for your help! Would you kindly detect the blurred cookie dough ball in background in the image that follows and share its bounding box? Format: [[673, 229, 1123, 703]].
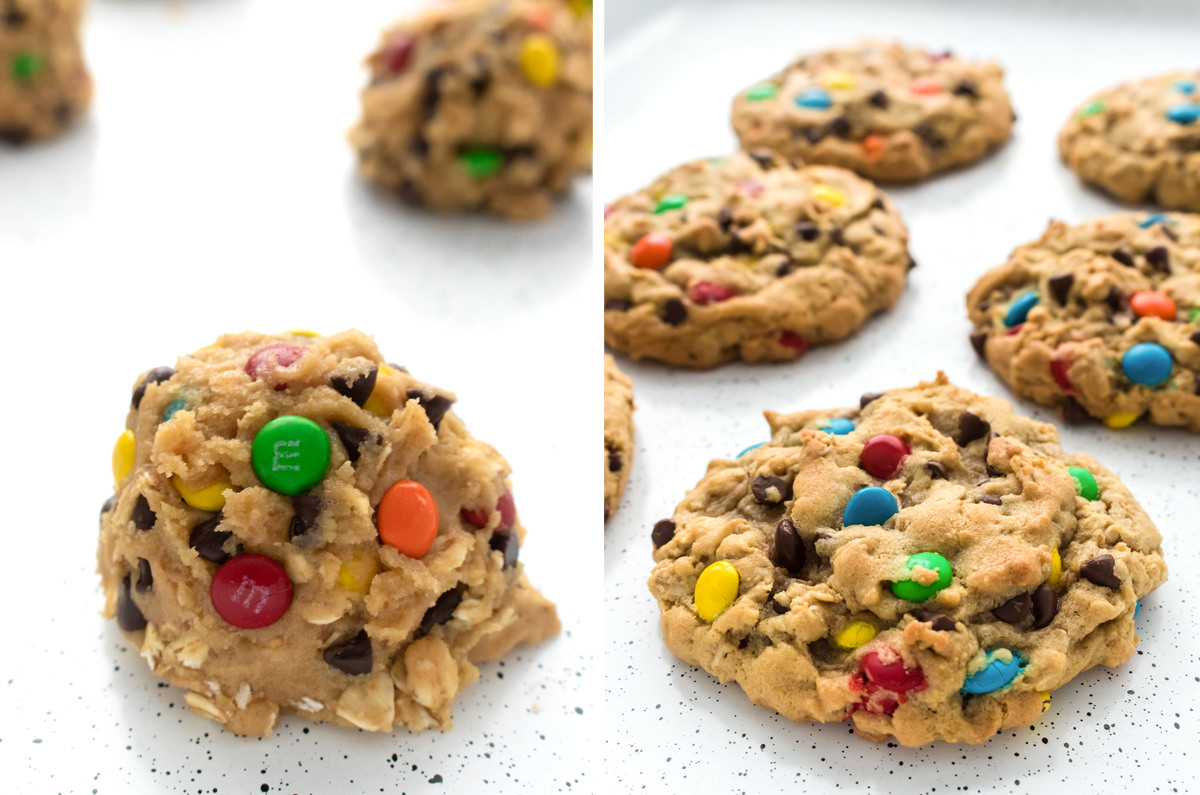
[[350, 0, 593, 220], [0, 0, 92, 144]]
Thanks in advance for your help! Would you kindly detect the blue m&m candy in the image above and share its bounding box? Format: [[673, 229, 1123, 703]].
[[1004, 291, 1039, 327], [1121, 342, 1172, 386], [1138, 213, 1175, 229], [962, 649, 1027, 694], [1166, 103, 1200, 125], [843, 486, 898, 527], [796, 87, 833, 109], [1171, 79, 1197, 95], [819, 418, 855, 435]]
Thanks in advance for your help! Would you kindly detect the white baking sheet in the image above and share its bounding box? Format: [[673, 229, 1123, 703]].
[[0, 1, 597, 792], [603, 2, 1200, 792]]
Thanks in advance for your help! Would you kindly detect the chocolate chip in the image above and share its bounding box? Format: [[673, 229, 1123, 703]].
[[907, 257, 918, 271], [331, 366, 378, 407], [406, 388, 454, 431], [410, 135, 429, 158], [1145, 246, 1170, 273], [912, 610, 956, 631], [490, 531, 518, 568], [976, 494, 1002, 505], [868, 90, 889, 109], [829, 228, 847, 246], [775, 258, 796, 278], [872, 196, 885, 211], [131, 366, 176, 409], [289, 495, 321, 541], [101, 494, 118, 516], [925, 461, 948, 479], [134, 558, 153, 593], [651, 519, 676, 548], [1061, 397, 1091, 424], [994, 591, 1031, 623], [1105, 287, 1124, 313], [422, 67, 445, 114], [189, 516, 234, 564], [54, 102, 74, 125], [1111, 248, 1135, 267], [417, 585, 466, 636], [604, 298, 633, 312], [955, 411, 990, 445], [751, 474, 792, 504], [323, 629, 373, 675], [131, 495, 156, 531], [387, 362, 409, 374], [860, 392, 884, 410], [795, 221, 820, 241], [770, 597, 788, 614], [331, 420, 370, 464], [717, 207, 733, 231], [1190, 330, 1200, 347], [117, 575, 147, 632], [773, 518, 804, 575], [469, 53, 491, 96], [954, 79, 978, 98], [747, 149, 775, 169], [728, 230, 753, 254], [800, 125, 825, 144], [3, 10, 28, 27], [1162, 224, 1179, 242], [1048, 273, 1074, 305], [969, 331, 988, 358], [0, 127, 30, 145], [1031, 584, 1058, 629], [1195, 373, 1200, 396], [827, 116, 851, 137], [913, 123, 945, 151], [1080, 554, 1120, 588], [504, 144, 536, 160], [660, 299, 687, 326], [608, 450, 623, 472]]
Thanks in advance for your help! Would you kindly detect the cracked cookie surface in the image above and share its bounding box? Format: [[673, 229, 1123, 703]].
[[603, 355, 634, 522], [603, 150, 912, 369], [648, 374, 1165, 746], [0, 0, 91, 144], [731, 40, 1013, 182], [1059, 71, 1200, 211], [98, 330, 559, 736], [349, 0, 592, 220], [967, 212, 1200, 432]]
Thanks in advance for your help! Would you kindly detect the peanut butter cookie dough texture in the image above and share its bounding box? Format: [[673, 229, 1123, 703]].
[[0, 0, 90, 144], [98, 330, 560, 736], [350, 0, 593, 220]]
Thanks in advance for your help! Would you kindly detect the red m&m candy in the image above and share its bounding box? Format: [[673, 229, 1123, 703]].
[[383, 34, 415, 74], [861, 648, 926, 693], [631, 233, 672, 270], [211, 554, 293, 629], [1050, 360, 1074, 393], [861, 434, 911, 479], [245, 344, 304, 390], [689, 281, 736, 305]]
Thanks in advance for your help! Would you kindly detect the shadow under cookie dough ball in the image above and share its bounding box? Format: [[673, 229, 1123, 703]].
[[731, 40, 1014, 182], [349, 0, 592, 220], [0, 0, 91, 144], [1059, 71, 1200, 212], [98, 330, 560, 736]]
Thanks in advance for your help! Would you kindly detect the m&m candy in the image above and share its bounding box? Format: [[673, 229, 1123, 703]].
[[251, 416, 331, 496], [1067, 466, 1099, 500], [1121, 342, 1172, 386], [518, 33, 559, 87], [694, 560, 739, 622], [1166, 103, 1200, 125], [210, 554, 293, 629], [860, 434, 910, 479], [377, 480, 439, 558], [1004, 291, 1039, 327], [843, 487, 898, 527], [631, 232, 672, 269], [961, 648, 1026, 694], [795, 87, 832, 109], [891, 552, 952, 602], [818, 418, 854, 435]]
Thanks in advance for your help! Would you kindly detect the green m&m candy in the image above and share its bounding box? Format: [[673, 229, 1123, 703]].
[[252, 416, 331, 495], [892, 552, 952, 602], [1068, 466, 1099, 500], [745, 82, 778, 102], [458, 147, 503, 178]]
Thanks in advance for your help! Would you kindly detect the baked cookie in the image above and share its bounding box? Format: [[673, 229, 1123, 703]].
[[1059, 72, 1200, 211], [98, 330, 559, 736], [731, 40, 1014, 182], [349, 0, 592, 220], [603, 150, 912, 369], [649, 374, 1166, 746], [603, 355, 634, 522], [967, 212, 1200, 432], [0, 0, 91, 144]]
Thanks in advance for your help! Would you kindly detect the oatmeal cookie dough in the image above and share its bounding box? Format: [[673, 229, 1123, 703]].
[[349, 0, 592, 220], [604, 150, 912, 369], [731, 40, 1013, 182], [98, 330, 560, 737], [648, 374, 1166, 746], [0, 0, 91, 144], [967, 212, 1200, 432], [1059, 72, 1200, 211], [603, 355, 634, 522]]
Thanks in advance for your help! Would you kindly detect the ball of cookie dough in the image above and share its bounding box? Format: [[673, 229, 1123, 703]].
[[604, 150, 913, 368], [731, 40, 1014, 182], [0, 0, 91, 144], [349, 0, 592, 220], [967, 212, 1200, 432], [603, 354, 634, 522], [1059, 72, 1200, 211], [97, 330, 560, 737], [648, 374, 1167, 746]]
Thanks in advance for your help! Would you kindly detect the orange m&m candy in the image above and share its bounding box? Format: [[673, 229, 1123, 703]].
[[377, 481, 439, 558], [1130, 290, 1177, 320], [862, 134, 885, 162], [909, 78, 943, 96], [631, 232, 672, 269]]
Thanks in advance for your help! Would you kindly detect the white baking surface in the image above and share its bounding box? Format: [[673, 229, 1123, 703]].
[[0, 1, 596, 792], [603, 1, 1200, 792]]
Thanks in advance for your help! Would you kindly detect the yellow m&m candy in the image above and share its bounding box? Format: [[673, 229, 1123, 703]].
[[519, 33, 559, 87], [112, 430, 135, 487], [694, 560, 739, 622], [1048, 547, 1062, 587], [1104, 411, 1141, 429], [338, 552, 380, 596], [1038, 690, 1052, 714], [173, 475, 231, 512], [833, 621, 877, 650], [811, 185, 845, 207]]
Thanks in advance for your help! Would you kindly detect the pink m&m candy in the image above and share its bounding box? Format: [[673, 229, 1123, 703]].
[[210, 554, 293, 629], [689, 281, 736, 305], [245, 344, 304, 390]]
